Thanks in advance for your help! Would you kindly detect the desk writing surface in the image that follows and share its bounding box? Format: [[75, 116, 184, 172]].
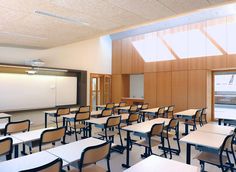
[[44, 107, 79, 114], [12, 127, 54, 142], [175, 109, 199, 117], [0, 135, 23, 145], [122, 118, 170, 133], [124, 155, 198, 172], [0, 151, 67, 172], [46, 137, 105, 164], [215, 109, 236, 120], [180, 130, 226, 149], [87, 114, 129, 125], [140, 107, 167, 113], [0, 113, 11, 118], [198, 123, 235, 135]]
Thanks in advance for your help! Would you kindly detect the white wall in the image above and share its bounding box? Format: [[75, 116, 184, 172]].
[[0, 35, 112, 104], [130, 74, 144, 98]]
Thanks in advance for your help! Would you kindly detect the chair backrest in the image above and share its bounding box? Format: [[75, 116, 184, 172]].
[[167, 105, 174, 112], [129, 105, 138, 112], [194, 109, 202, 120], [0, 137, 13, 157], [201, 107, 207, 116], [106, 103, 114, 109], [20, 158, 62, 172], [5, 120, 30, 135], [40, 127, 66, 151], [127, 113, 139, 123], [75, 111, 90, 121], [119, 102, 126, 107], [168, 118, 179, 130], [79, 142, 111, 170], [141, 103, 149, 110], [101, 109, 112, 117], [157, 107, 165, 116], [106, 116, 121, 127], [79, 106, 90, 113], [219, 130, 236, 159], [150, 123, 164, 137], [57, 107, 70, 116]]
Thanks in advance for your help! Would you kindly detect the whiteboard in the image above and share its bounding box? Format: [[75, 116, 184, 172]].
[[0, 73, 77, 111]]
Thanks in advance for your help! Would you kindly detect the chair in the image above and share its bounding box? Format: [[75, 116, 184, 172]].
[[195, 129, 236, 172], [105, 103, 114, 110], [129, 105, 139, 114], [161, 118, 181, 159], [0, 137, 13, 160], [183, 109, 201, 131], [140, 103, 149, 110], [78, 106, 90, 113], [68, 111, 90, 141], [51, 107, 70, 128], [20, 158, 62, 172], [199, 108, 207, 126], [165, 105, 175, 118], [4, 119, 30, 135], [134, 123, 166, 158], [38, 127, 66, 152], [72, 142, 111, 172], [97, 116, 123, 151], [119, 102, 126, 107], [100, 109, 113, 117], [148, 107, 165, 120]]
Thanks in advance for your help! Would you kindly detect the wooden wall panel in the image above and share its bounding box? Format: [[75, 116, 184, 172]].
[[188, 70, 207, 108], [156, 72, 172, 106], [172, 59, 188, 71], [172, 71, 188, 112], [207, 56, 227, 69], [122, 75, 130, 97], [144, 62, 157, 73], [188, 57, 206, 70], [144, 73, 157, 107], [227, 55, 236, 68], [111, 75, 122, 102], [132, 48, 144, 74], [121, 38, 132, 74], [112, 40, 122, 74], [156, 61, 172, 72]]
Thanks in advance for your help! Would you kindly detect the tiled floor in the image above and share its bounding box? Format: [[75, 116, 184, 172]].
[[1, 111, 235, 172]]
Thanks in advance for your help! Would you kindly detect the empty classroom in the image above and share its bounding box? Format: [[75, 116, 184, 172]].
[[0, 1, 236, 172]]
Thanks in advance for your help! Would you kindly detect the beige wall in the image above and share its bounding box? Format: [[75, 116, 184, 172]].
[[0, 35, 112, 104]]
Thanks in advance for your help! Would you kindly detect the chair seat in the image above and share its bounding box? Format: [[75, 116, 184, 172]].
[[69, 122, 86, 129], [97, 130, 118, 137], [194, 152, 228, 165], [134, 138, 161, 147], [69, 164, 106, 172], [184, 120, 195, 125], [162, 130, 175, 138]]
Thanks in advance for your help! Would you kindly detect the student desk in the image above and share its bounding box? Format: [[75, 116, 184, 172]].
[[198, 123, 235, 135], [46, 137, 105, 165], [96, 103, 119, 110], [44, 107, 79, 128], [180, 130, 227, 164], [215, 110, 236, 126], [0, 113, 11, 122], [174, 109, 199, 135], [116, 105, 142, 114], [124, 155, 198, 172], [121, 118, 171, 168], [0, 136, 22, 158], [0, 151, 68, 172], [12, 127, 54, 154], [140, 107, 168, 122]]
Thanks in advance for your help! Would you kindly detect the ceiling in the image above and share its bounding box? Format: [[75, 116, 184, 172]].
[[0, 0, 234, 49]]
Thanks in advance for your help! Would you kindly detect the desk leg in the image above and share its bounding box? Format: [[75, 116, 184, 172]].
[[45, 113, 48, 128], [61, 118, 67, 144], [14, 145, 19, 158], [8, 117, 11, 123], [89, 123, 92, 137], [182, 120, 188, 136], [218, 119, 222, 125], [122, 131, 130, 168], [142, 112, 146, 122], [186, 143, 191, 164]]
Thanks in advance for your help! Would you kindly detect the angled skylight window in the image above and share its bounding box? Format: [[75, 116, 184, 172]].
[[163, 29, 222, 59], [131, 37, 175, 62], [226, 22, 236, 54]]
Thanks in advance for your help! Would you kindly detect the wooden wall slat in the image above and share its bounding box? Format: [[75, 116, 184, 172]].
[[144, 73, 157, 107], [112, 40, 122, 74]]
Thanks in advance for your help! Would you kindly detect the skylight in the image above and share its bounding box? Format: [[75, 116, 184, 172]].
[[132, 37, 175, 62], [163, 29, 222, 59]]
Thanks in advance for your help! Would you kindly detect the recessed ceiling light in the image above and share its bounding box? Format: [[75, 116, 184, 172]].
[[0, 31, 47, 40], [34, 10, 90, 26]]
